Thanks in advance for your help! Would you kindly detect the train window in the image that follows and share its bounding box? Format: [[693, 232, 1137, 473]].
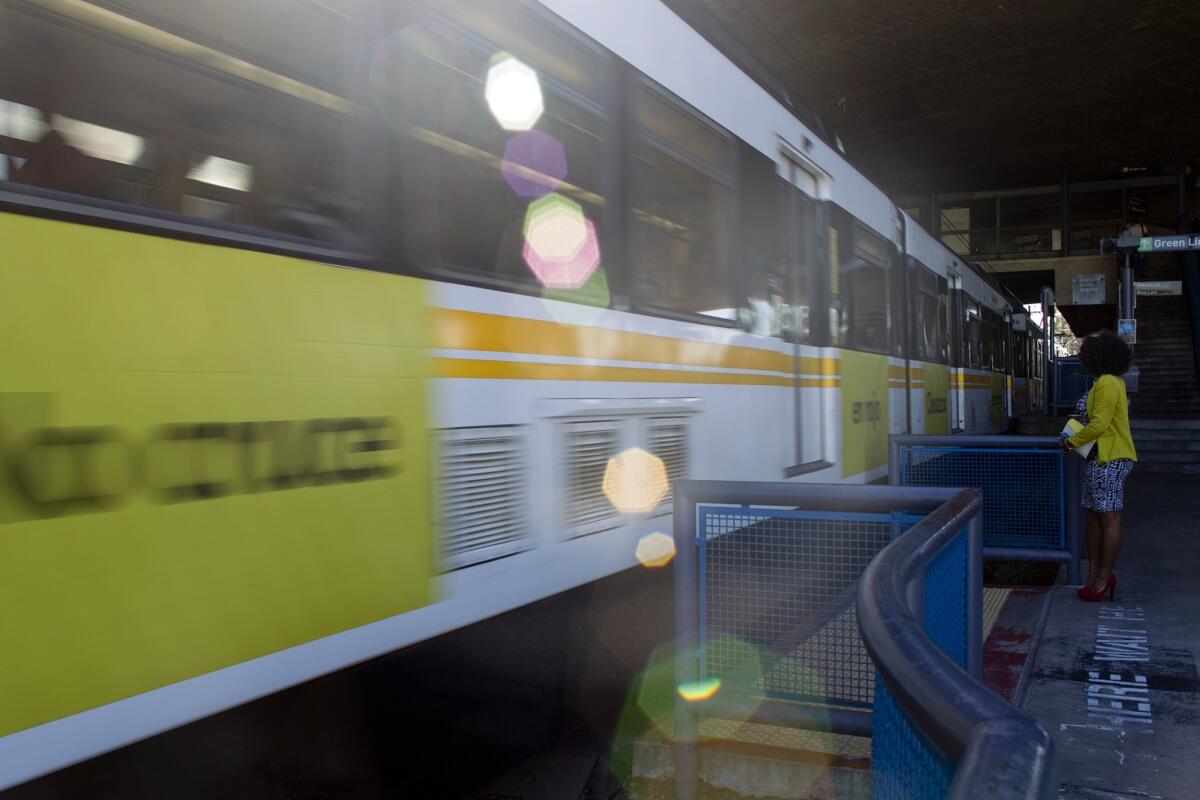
[[829, 208, 891, 352], [0, 2, 369, 248], [963, 299, 981, 369], [979, 317, 993, 369], [389, 9, 611, 291], [909, 261, 946, 363], [980, 310, 993, 370], [980, 309, 1004, 371], [937, 277, 950, 362], [740, 144, 786, 337], [849, 222, 889, 352], [630, 84, 734, 320]]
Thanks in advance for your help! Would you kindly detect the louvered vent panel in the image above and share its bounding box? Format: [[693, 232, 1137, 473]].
[[564, 420, 622, 532], [647, 416, 689, 507], [438, 427, 531, 571]]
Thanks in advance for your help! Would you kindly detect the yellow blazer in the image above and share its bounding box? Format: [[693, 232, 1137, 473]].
[[1067, 374, 1137, 463]]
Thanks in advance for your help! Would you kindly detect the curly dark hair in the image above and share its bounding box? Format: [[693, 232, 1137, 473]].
[[1078, 329, 1131, 377]]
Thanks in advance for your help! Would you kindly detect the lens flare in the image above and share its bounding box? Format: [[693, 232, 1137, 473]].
[[676, 677, 721, 702], [636, 532, 676, 568], [502, 129, 567, 198], [522, 194, 601, 289], [603, 448, 669, 513], [541, 268, 611, 326], [485, 54, 544, 132], [524, 193, 588, 259]]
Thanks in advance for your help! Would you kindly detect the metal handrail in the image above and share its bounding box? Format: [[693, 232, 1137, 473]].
[[856, 488, 1058, 799]]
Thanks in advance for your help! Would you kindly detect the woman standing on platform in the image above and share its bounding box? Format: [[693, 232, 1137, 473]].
[[1063, 330, 1138, 602]]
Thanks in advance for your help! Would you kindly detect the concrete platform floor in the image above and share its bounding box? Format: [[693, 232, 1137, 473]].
[[1018, 472, 1200, 800]]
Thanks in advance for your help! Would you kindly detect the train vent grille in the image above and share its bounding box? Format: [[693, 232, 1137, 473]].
[[564, 419, 623, 534], [647, 416, 689, 508], [438, 426, 531, 571]]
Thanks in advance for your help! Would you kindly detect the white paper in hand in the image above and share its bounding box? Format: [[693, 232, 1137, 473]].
[[1062, 418, 1094, 459]]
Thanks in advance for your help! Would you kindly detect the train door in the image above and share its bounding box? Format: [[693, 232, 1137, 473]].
[[782, 157, 825, 471], [947, 271, 964, 431]]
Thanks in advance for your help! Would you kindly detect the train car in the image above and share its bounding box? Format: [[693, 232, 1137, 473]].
[[0, 0, 1012, 786], [952, 269, 1012, 433], [1010, 311, 1046, 417], [901, 212, 953, 435]]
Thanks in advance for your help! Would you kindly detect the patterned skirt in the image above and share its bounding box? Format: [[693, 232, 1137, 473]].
[[1083, 458, 1134, 512]]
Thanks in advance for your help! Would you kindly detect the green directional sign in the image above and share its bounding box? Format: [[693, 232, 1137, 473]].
[[1137, 234, 1200, 252]]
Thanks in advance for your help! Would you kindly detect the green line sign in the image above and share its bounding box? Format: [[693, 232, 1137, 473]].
[[1137, 234, 1200, 252]]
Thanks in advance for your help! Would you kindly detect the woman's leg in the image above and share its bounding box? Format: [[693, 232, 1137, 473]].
[[1085, 510, 1103, 587], [1092, 510, 1123, 592]]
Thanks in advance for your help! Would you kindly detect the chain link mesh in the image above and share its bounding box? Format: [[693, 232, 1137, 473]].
[[901, 447, 1063, 549], [699, 507, 920, 708], [923, 528, 969, 669], [870, 676, 956, 800]]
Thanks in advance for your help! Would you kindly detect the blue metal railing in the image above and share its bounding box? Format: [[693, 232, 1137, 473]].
[[672, 482, 1054, 799], [889, 435, 1082, 584], [858, 489, 1058, 800]]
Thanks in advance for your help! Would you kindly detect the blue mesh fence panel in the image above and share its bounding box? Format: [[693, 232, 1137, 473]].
[[923, 528, 969, 669], [698, 506, 922, 708], [869, 526, 969, 799], [900, 447, 1064, 549], [870, 677, 956, 800]]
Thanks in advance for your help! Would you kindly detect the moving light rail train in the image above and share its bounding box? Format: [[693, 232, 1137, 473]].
[[0, 0, 1045, 786]]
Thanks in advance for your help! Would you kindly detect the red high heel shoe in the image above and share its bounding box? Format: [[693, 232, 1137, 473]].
[[1078, 574, 1116, 602]]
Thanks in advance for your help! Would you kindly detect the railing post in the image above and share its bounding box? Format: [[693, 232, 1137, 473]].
[[1063, 456, 1082, 586], [888, 437, 902, 486], [966, 513, 984, 680], [672, 487, 698, 800]]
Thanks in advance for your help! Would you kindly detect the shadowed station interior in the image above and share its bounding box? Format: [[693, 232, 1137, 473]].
[[1, 1, 1199, 799]]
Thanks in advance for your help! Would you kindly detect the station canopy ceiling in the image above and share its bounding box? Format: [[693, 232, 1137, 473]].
[[699, 0, 1200, 196]]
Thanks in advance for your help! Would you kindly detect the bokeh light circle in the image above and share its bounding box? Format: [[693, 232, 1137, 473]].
[[603, 448, 669, 513], [636, 532, 676, 568], [676, 677, 721, 702], [541, 267, 611, 327], [485, 54, 544, 131], [502, 129, 567, 198], [523, 193, 588, 259], [522, 193, 601, 289]]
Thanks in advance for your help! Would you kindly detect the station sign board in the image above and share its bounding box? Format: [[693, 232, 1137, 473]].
[[1135, 280, 1182, 296], [1137, 234, 1200, 252]]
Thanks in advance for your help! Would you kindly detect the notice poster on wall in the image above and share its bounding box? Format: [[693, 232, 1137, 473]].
[[1118, 318, 1137, 344], [1072, 274, 1105, 305]]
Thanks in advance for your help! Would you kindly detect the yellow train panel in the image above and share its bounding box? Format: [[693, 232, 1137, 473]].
[[0, 213, 431, 737]]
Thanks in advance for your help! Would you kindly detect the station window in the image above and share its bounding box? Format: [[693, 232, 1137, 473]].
[[630, 84, 735, 321], [0, 2, 369, 248], [997, 191, 1061, 255], [387, 3, 611, 291]]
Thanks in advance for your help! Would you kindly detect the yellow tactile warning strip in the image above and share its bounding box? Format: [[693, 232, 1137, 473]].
[[697, 717, 871, 764], [983, 586, 1012, 642]]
